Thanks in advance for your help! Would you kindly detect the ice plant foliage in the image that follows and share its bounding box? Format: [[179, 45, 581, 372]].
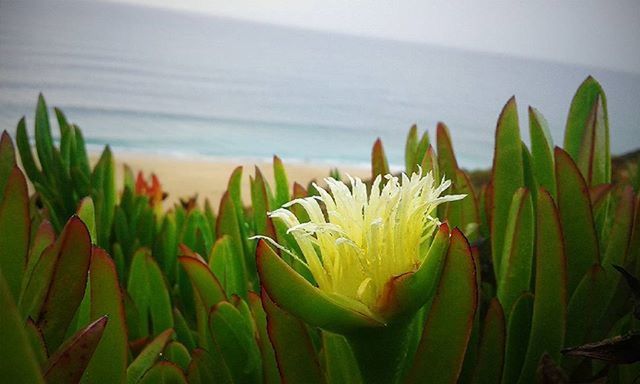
[[2, 79, 636, 383], [263, 170, 465, 310]]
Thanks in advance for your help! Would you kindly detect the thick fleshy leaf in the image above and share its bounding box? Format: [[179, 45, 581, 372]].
[[442, 168, 480, 239], [19, 238, 59, 321], [179, 256, 226, 309], [209, 235, 246, 298], [126, 328, 174, 384], [84, 247, 128, 384], [76, 197, 97, 244], [323, 331, 362, 384], [37, 216, 91, 351], [25, 318, 48, 368], [208, 301, 261, 383], [127, 248, 174, 337], [415, 130, 431, 170], [91, 146, 116, 248], [454, 168, 481, 239], [497, 188, 534, 315], [458, 246, 482, 384], [138, 361, 187, 384], [406, 228, 478, 383], [251, 167, 277, 239], [520, 143, 538, 205], [596, 186, 634, 333], [187, 348, 233, 384], [248, 292, 281, 384], [420, 145, 439, 181], [55, 107, 73, 174], [70, 125, 91, 197], [172, 308, 195, 351], [344, 319, 413, 384], [0, 131, 16, 194], [491, 97, 524, 278], [405, 124, 419, 173], [555, 147, 600, 296], [0, 166, 30, 299], [203, 198, 217, 237], [163, 341, 190, 371], [155, 215, 178, 285], [371, 138, 390, 181], [563, 76, 610, 186], [43, 316, 108, 384], [502, 293, 533, 384], [216, 191, 250, 292], [0, 271, 45, 383], [518, 189, 567, 384], [15, 117, 44, 187], [472, 299, 506, 384], [376, 223, 450, 320], [24, 220, 55, 283], [273, 155, 290, 209], [256, 240, 382, 334], [262, 290, 325, 384], [528, 107, 555, 199], [436, 122, 459, 182], [589, 183, 613, 214], [34, 94, 55, 176], [565, 265, 608, 352], [227, 166, 253, 279]]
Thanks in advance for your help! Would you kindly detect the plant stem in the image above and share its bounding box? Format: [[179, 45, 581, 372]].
[[345, 320, 413, 384]]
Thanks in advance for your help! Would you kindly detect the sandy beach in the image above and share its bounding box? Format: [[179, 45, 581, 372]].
[[105, 151, 371, 209]]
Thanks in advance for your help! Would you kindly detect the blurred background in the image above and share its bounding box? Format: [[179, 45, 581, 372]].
[[1, 0, 639, 171]]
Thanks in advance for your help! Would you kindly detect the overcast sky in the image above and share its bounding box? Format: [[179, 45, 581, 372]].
[[106, 0, 640, 74]]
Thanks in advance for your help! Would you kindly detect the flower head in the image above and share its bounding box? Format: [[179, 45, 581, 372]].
[[264, 170, 465, 310]]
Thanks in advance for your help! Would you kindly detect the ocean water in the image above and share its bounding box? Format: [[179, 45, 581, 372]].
[[1, 0, 639, 169]]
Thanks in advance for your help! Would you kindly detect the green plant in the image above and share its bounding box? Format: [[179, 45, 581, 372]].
[[0, 76, 637, 383]]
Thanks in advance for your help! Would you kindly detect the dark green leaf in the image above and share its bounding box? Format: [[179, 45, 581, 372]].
[[262, 290, 325, 384], [563, 76, 610, 186], [84, 247, 128, 384], [518, 189, 567, 383], [187, 348, 233, 384], [44, 316, 108, 384], [0, 271, 45, 383], [436, 122, 459, 182], [406, 229, 478, 383], [37, 217, 91, 351], [127, 328, 174, 384], [138, 361, 187, 384], [528, 107, 556, 199], [502, 293, 533, 384], [179, 256, 226, 309], [323, 331, 362, 384], [472, 299, 506, 384], [248, 291, 281, 384], [555, 147, 600, 296], [371, 138, 390, 181], [491, 97, 524, 279], [0, 166, 31, 299], [208, 301, 261, 383], [497, 188, 534, 315]]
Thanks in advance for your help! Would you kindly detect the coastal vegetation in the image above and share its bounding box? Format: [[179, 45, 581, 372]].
[[0, 76, 638, 383]]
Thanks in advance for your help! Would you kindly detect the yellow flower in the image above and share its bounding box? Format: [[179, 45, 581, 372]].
[[262, 170, 465, 311]]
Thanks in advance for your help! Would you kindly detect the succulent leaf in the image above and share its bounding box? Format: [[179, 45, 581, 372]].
[[406, 229, 478, 384]]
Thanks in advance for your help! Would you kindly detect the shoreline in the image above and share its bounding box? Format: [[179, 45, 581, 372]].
[[97, 150, 371, 208]]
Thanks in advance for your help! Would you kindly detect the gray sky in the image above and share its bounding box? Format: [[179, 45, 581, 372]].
[[108, 1, 639, 74]]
